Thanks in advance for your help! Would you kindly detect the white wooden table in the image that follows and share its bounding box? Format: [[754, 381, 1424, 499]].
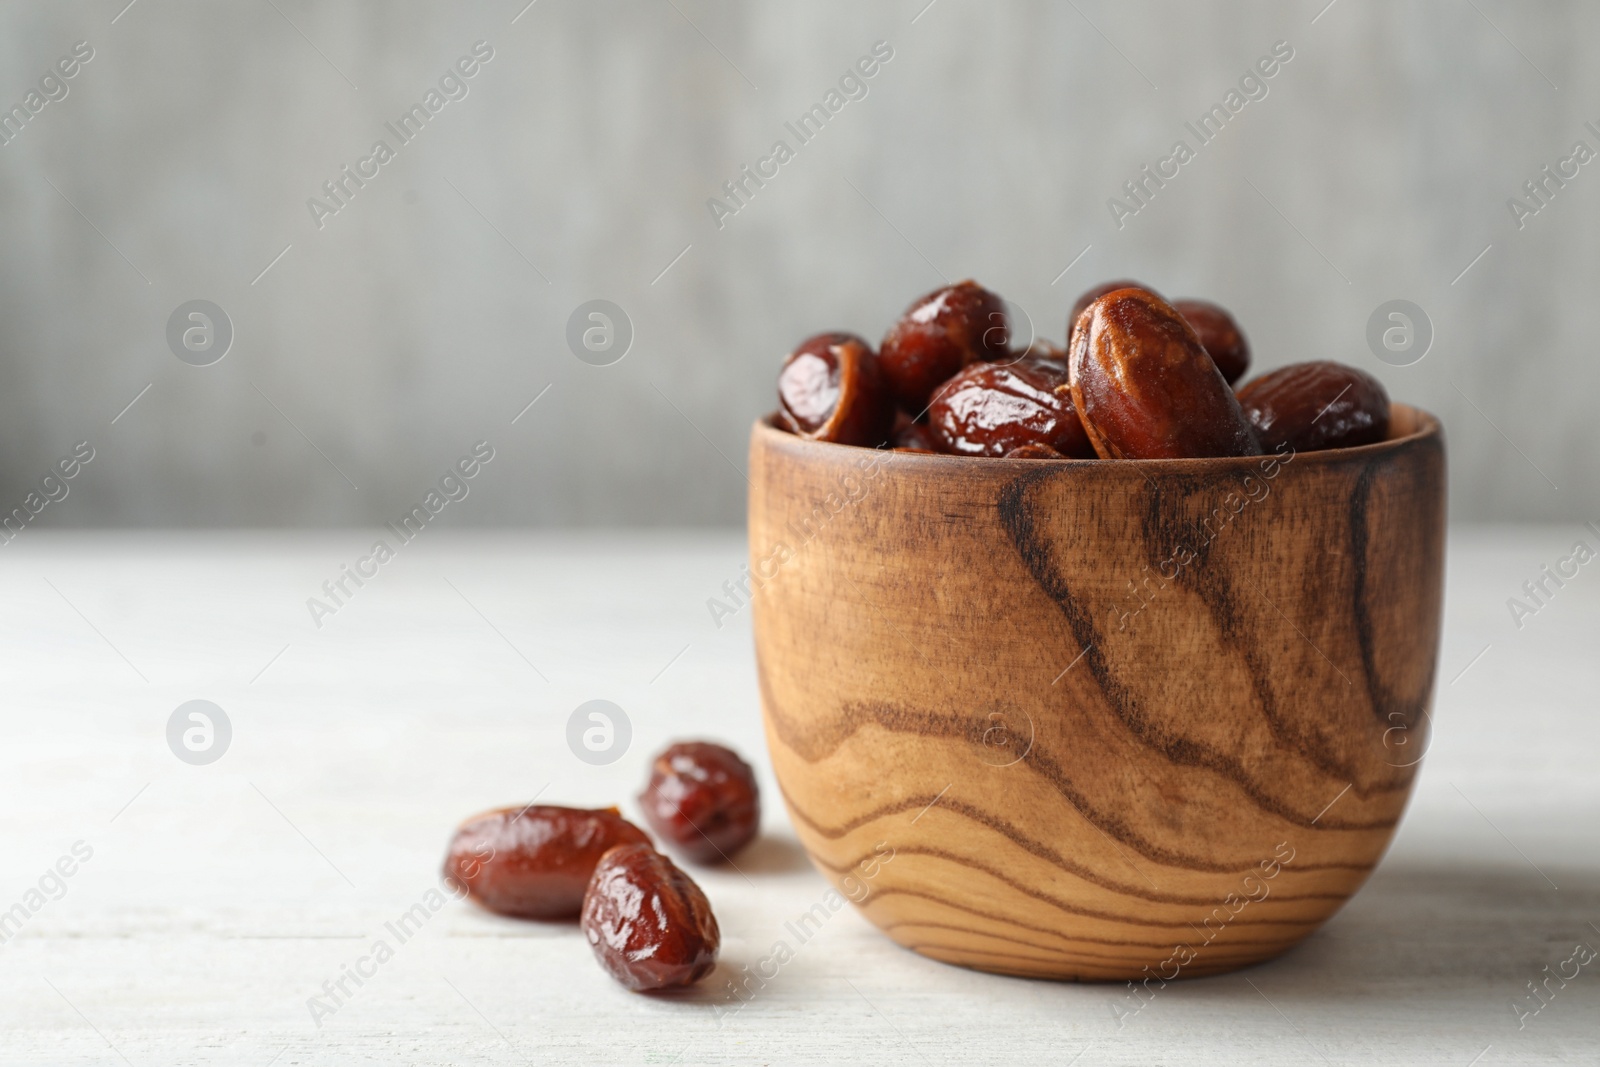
[[1, 528, 1595, 1065]]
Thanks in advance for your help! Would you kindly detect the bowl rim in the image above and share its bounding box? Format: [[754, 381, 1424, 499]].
[[752, 403, 1441, 471]]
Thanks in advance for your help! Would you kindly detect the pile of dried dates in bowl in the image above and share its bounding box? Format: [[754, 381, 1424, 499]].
[[774, 279, 1391, 459]]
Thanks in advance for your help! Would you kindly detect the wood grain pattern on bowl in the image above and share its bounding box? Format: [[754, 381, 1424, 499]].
[[748, 406, 1445, 981]]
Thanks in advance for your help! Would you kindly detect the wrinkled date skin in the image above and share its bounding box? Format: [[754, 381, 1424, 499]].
[[878, 280, 1008, 412], [1237, 360, 1390, 452], [1173, 299, 1250, 384], [927, 357, 1095, 458], [582, 844, 720, 992], [1069, 289, 1261, 459], [777, 332, 893, 447], [638, 742, 761, 863], [443, 805, 652, 920]]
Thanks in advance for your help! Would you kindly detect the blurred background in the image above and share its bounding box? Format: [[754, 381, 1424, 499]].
[[0, 0, 1592, 527]]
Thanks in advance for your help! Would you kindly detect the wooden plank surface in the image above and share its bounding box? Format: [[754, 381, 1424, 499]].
[[0, 528, 1595, 1065]]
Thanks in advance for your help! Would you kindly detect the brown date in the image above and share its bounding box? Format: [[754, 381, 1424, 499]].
[[878, 280, 1008, 412], [1069, 279, 1158, 326], [927, 357, 1095, 458], [777, 332, 893, 447], [1237, 361, 1390, 452], [443, 805, 651, 920], [638, 741, 761, 863], [1068, 288, 1261, 459], [1172, 299, 1250, 384], [582, 843, 720, 992]]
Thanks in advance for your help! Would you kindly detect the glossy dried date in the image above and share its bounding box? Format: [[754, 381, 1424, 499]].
[[582, 843, 720, 991], [1068, 288, 1261, 459], [1236, 361, 1390, 452], [1173, 299, 1250, 384], [927, 357, 1095, 458], [638, 741, 761, 863], [1070, 279, 1158, 325], [879, 280, 1009, 412], [443, 805, 651, 920], [777, 332, 893, 447]]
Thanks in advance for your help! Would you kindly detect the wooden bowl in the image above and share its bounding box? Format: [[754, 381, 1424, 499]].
[[748, 406, 1445, 982]]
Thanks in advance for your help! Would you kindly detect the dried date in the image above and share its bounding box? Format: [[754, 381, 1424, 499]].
[[878, 280, 1009, 412], [638, 741, 760, 864], [1068, 288, 1260, 459], [927, 357, 1095, 458], [1172, 299, 1250, 384], [443, 805, 651, 920], [582, 843, 720, 991], [1236, 361, 1390, 452], [1070, 279, 1158, 325], [777, 332, 893, 447]]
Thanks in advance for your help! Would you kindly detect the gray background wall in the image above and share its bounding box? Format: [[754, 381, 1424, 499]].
[[0, 0, 1592, 527]]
